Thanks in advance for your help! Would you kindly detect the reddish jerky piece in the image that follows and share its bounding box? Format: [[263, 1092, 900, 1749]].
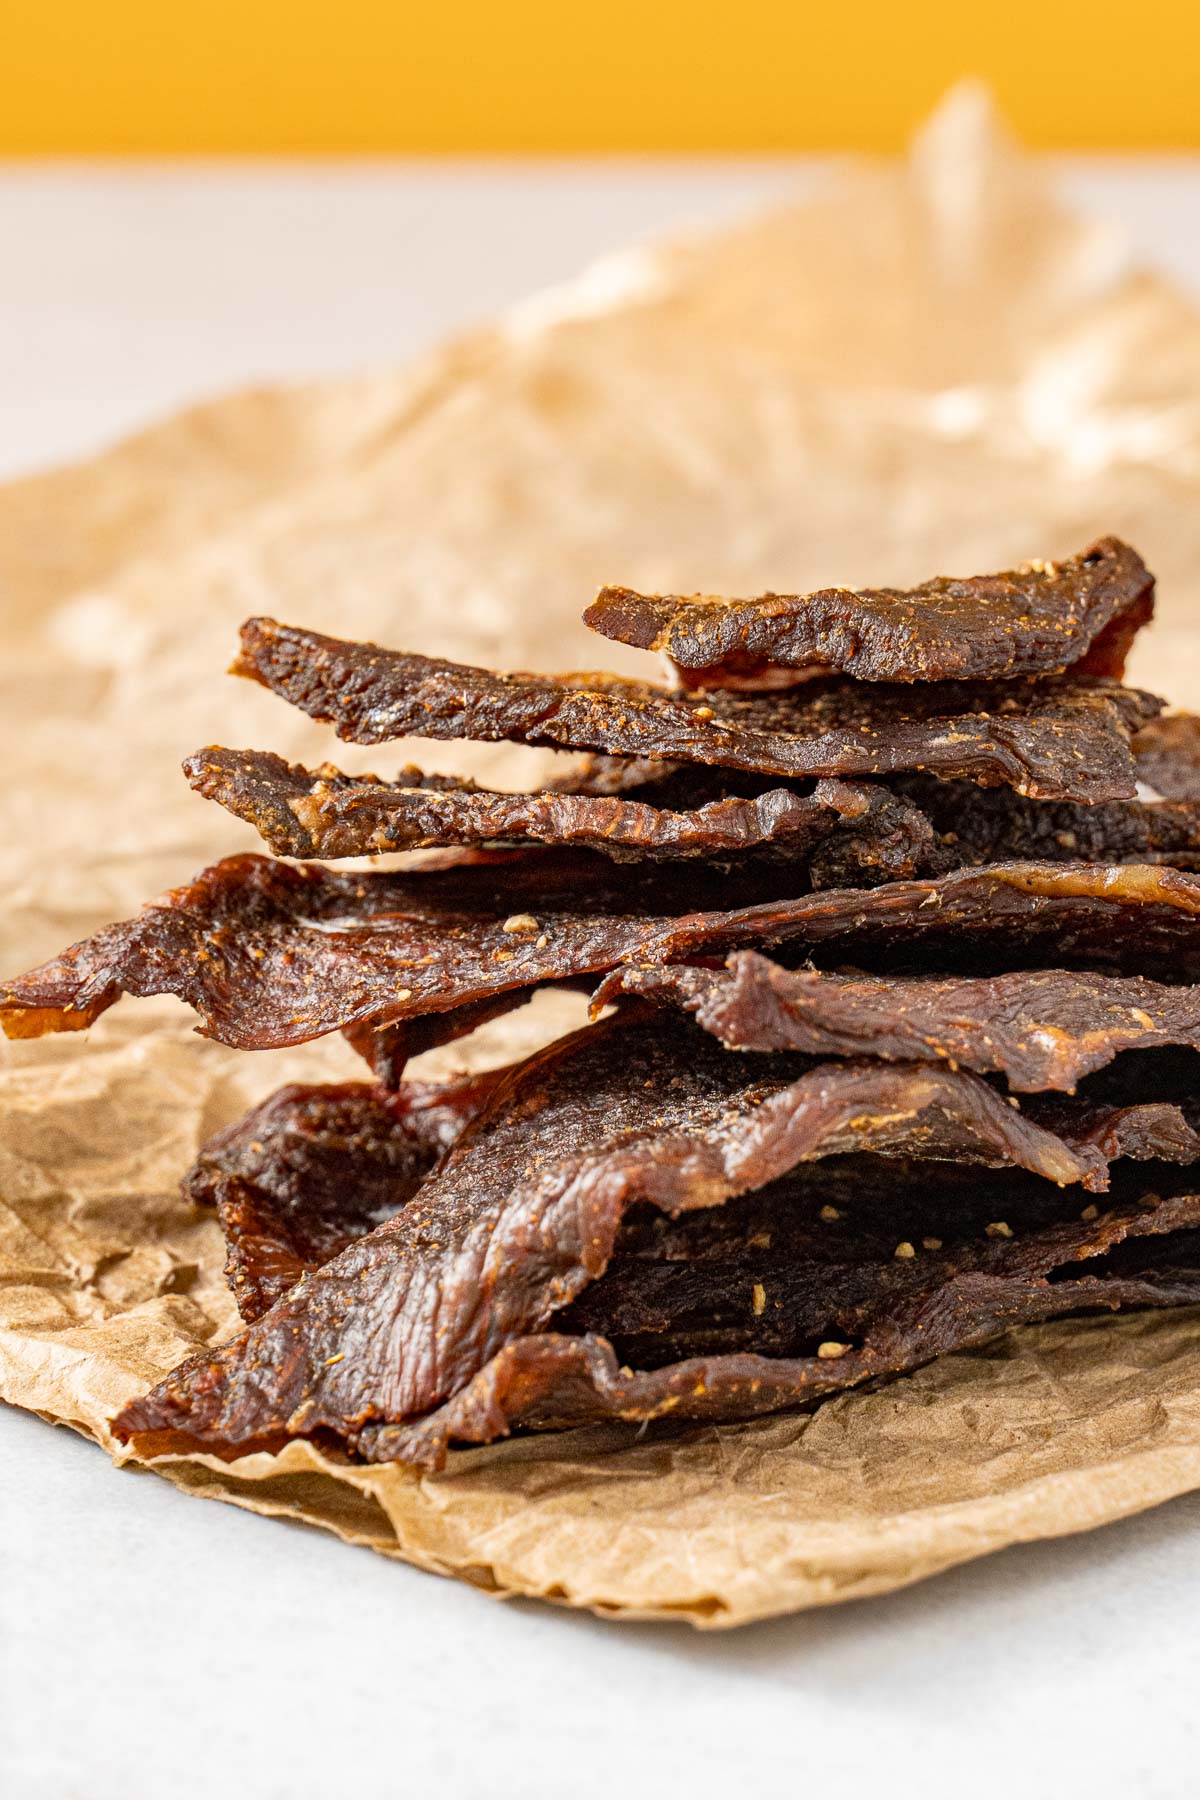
[[584, 537, 1153, 688], [198, 1067, 1200, 1326], [231, 616, 1158, 803], [603, 956, 1200, 1094], [381, 1193, 1200, 1467], [189, 1074, 503, 1319], [11, 856, 1200, 1051], [185, 745, 935, 875], [111, 1012, 1194, 1464]]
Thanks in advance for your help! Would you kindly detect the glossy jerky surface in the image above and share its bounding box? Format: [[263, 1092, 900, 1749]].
[[189, 1074, 502, 1319], [604, 956, 1200, 1093], [584, 537, 1154, 687], [113, 1012, 1200, 1464], [12, 856, 1200, 1050], [232, 617, 1159, 802]]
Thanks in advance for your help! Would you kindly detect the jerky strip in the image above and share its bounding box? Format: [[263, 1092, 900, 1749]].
[[187, 743, 1200, 879], [381, 1195, 1200, 1468], [189, 1074, 502, 1319], [198, 1068, 1200, 1324], [11, 855, 1200, 1050], [185, 745, 935, 875], [111, 1012, 1192, 1461], [584, 537, 1153, 687], [231, 617, 1159, 803], [603, 956, 1200, 1093]]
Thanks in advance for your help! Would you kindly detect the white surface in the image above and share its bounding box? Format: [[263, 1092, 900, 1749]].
[[2, 158, 1200, 1799]]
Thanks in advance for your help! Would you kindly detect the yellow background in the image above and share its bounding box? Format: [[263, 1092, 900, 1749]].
[[5, 1, 1200, 152]]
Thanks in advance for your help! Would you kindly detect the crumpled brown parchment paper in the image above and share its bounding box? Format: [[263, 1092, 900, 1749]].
[[4, 85, 1200, 1627]]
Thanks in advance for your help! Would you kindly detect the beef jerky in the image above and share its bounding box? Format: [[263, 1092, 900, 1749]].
[[897, 772, 1200, 872], [111, 1011, 1200, 1463], [1131, 714, 1200, 800], [584, 537, 1153, 688], [557, 1171, 1200, 1366], [11, 854, 1200, 1051], [188, 742, 1200, 882], [199, 1056, 1200, 1328], [189, 1074, 502, 1319], [185, 744, 936, 876], [603, 956, 1200, 1094], [381, 1192, 1200, 1467], [0, 848, 814, 1049], [231, 616, 1160, 803]]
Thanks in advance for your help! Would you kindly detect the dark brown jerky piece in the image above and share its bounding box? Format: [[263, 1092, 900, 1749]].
[[584, 537, 1154, 687], [11, 855, 1200, 1051], [110, 1011, 1196, 1463], [1131, 714, 1200, 800], [602, 956, 1200, 1094], [378, 1195, 1200, 1468], [0, 848, 816, 1048], [232, 616, 1159, 802], [184, 744, 936, 875], [897, 772, 1200, 873], [189, 1074, 502, 1319], [187, 743, 1200, 881], [199, 1063, 1200, 1327]]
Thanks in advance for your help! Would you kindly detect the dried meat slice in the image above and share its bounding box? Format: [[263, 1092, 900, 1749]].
[[231, 616, 1159, 803], [584, 537, 1154, 687], [189, 1074, 503, 1319], [184, 745, 936, 875], [381, 1196, 1200, 1467], [602, 956, 1200, 1094], [111, 1011, 1200, 1463], [187, 743, 1200, 880], [11, 855, 1200, 1051], [196, 1060, 1200, 1327]]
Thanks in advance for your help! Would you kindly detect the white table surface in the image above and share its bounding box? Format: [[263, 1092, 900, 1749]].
[[2, 158, 1200, 1800]]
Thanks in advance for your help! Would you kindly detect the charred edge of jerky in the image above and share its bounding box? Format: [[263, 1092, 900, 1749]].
[[599, 956, 1200, 1095], [231, 615, 1159, 802], [366, 1193, 1200, 1469], [184, 744, 936, 874], [12, 856, 1200, 1051], [187, 1074, 505, 1320], [584, 537, 1154, 687], [110, 1011, 1200, 1462]]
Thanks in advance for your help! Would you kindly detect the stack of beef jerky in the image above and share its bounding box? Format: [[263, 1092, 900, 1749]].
[[8, 535, 1200, 1470]]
